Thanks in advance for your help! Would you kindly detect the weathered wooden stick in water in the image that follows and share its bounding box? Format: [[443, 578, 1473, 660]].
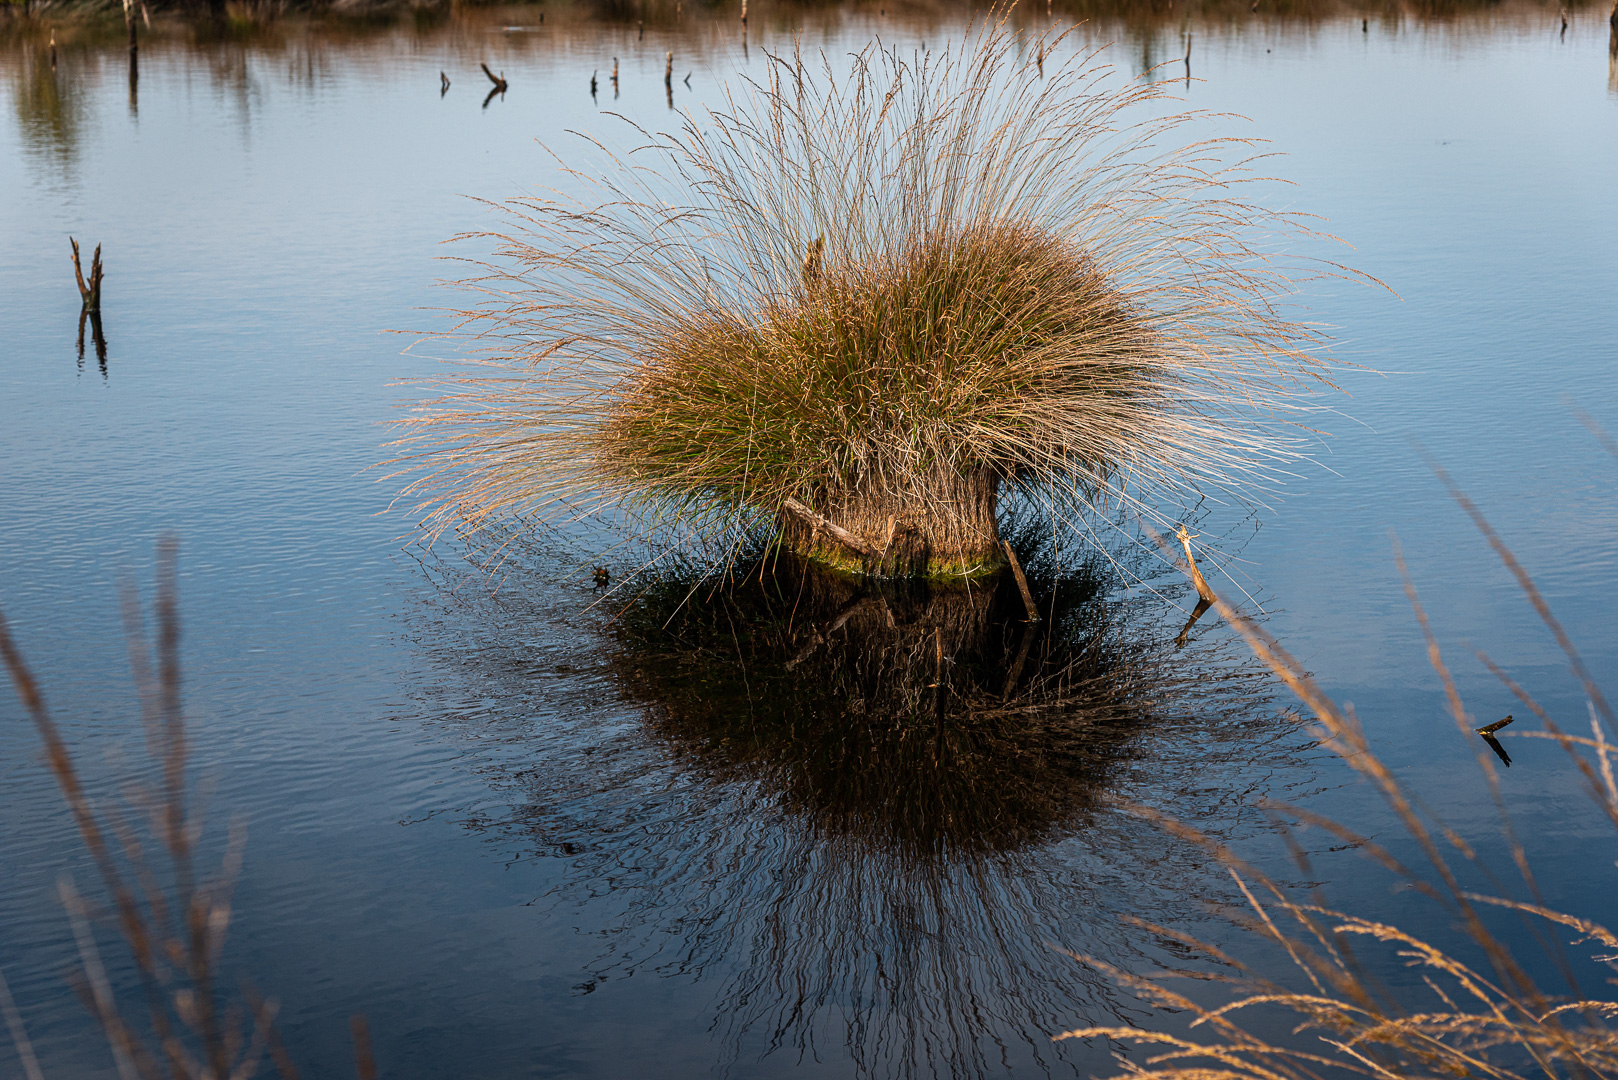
[[1001, 540, 1041, 622], [740, 0, 747, 25], [1475, 714, 1515, 736], [50, 31, 57, 70], [1176, 523, 1217, 603], [69, 238, 103, 314], [440, 70, 450, 94], [664, 50, 673, 89], [480, 63, 507, 92], [782, 498, 878, 558]]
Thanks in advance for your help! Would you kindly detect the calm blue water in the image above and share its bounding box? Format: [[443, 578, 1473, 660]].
[[2, 5, 1616, 1076]]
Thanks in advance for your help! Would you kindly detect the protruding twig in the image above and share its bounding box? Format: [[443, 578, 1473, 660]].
[[1001, 540, 1041, 622], [1176, 523, 1217, 603], [480, 62, 507, 92], [740, 0, 747, 24], [1476, 714, 1515, 736], [70, 237, 103, 314], [440, 70, 450, 94], [664, 50, 673, 89]]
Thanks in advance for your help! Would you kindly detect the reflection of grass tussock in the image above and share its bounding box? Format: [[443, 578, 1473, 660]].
[[398, 520, 1305, 1077], [608, 526, 1272, 857], [395, 20, 1356, 574]]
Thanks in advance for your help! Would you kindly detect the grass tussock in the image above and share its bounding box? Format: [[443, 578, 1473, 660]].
[[394, 18, 1363, 575]]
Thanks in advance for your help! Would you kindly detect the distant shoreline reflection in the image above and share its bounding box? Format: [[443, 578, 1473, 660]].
[[411, 533, 1316, 1077]]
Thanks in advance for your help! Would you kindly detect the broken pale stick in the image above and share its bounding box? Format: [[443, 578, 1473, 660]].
[[781, 498, 879, 558], [1475, 714, 1514, 736], [1001, 540, 1041, 622], [1175, 523, 1217, 603]]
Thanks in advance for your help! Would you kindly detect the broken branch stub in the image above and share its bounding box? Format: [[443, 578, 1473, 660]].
[[69, 238, 103, 314], [1176, 524, 1218, 603], [1001, 540, 1041, 622], [781, 498, 879, 558]]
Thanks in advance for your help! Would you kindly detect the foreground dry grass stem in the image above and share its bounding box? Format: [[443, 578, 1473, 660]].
[[1057, 474, 1618, 1080], [0, 542, 377, 1079], [393, 18, 1359, 577]]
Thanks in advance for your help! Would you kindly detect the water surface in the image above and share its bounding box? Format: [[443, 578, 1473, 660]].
[[2, 4, 1616, 1076]]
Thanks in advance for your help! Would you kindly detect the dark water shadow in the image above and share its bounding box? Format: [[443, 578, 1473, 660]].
[[398, 524, 1321, 1078]]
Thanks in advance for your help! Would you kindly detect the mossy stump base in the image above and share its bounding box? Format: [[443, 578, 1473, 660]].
[[778, 468, 1006, 581]]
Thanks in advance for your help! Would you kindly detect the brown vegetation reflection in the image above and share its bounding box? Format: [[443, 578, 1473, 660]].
[[3, 0, 1600, 180], [0, 0, 1601, 148], [611, 554, 1252, 858], [402, 521, 1315, 1077]]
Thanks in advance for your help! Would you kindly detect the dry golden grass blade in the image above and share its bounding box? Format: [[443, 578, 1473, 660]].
[[1476, 651, 1618, 833], [2, 543, 303, 1080], [1459, 895, 1618, 954], [1085, 502, 1618, 1080], [0, 966, 46, 1080], [1424, 454, 1615, 733]]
